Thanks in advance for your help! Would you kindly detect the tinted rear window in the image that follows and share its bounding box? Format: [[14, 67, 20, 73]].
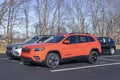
[[77, 36, 88, 43], [97, 37, 107, 43], [88, 36, 95, 42]]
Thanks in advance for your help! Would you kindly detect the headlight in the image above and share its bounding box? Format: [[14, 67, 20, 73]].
[[32, 47, 45, 51]]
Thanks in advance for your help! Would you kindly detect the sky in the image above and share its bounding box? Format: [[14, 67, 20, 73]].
[[0, 0, 119, 38]]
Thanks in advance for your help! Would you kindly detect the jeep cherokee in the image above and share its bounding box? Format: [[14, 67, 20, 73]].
[[21, 33, 101, 68]]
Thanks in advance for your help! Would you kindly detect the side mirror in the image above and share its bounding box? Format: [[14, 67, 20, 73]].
[[63, 40, 70, 44]]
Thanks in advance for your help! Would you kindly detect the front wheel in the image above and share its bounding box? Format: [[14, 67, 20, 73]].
[[88, 51, 98, 64], [6, 53, 16, 60], [45, 53, 60, 68]]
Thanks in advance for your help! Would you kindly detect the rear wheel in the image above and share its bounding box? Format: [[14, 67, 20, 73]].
[[110, 47, 115, 55], [88, 51, 98, 64], [45, 53, 60, 68]]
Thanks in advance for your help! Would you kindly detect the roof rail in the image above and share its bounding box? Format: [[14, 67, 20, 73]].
[[57, 33, 69, 35], [69, 32, 91, 34]]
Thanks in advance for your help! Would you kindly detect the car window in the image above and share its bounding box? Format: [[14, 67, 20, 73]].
[[108, 38, 115, 45], [67, 36, 77, 44], [44, 35, 64, 43], [39, 37, 50, 42], [77, 36, 88, 43], [23, 36, 39, 43], [98, 37, 106, 43], [37, 37, 50, 43], [97, 37, 108, 45], [108, 38, 111, 42], [88, 36, 95, 42]]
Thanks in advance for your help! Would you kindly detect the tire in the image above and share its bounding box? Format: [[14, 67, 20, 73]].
[[88, 51, 98, 64], [8, 55, 16, 60], [110, 47, 115, 55], [9, 56, 15, 60], [45, 53, 60, 68], [9, 55, 20, 60], [6, 52, 16, 60]]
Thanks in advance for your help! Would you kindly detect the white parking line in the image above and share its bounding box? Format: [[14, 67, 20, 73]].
[[100, 59, 120, 62], [101, 55, 120, 58], [51, 62, 120, 72], [10, 60, 20, 63], [19, 62, 23, 65], [0, 57, 9, 60]]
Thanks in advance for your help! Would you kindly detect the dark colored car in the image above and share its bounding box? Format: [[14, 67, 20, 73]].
[[97, 37, 116, 55], [6, 35, 52, 59]]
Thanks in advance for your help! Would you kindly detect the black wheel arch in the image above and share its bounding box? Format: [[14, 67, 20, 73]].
[[90, 48, 100, 56], [46, 50, 62, 61]]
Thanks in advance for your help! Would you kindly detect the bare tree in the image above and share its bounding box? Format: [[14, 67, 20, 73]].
[[0, 0, 119, 45], [73, 0, 85, 33], [66, 1, 77, 32], [50, 6, 57, 35], [56, 0, 64, 33], [2, 0, 23, 44], [0, 0, 8, 34], [34, 0, 54, 35], [34, 0, 44, 35], [21, 0, 31, 38], [66, 0, 90, 33], [43, 0, 48, 34]]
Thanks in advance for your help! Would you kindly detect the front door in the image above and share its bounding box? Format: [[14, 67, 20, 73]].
[[61, 36, 79, 58]]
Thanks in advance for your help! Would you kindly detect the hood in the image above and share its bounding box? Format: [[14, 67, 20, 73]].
[[23, 43, 56, 49], [7, 42, 29, 48]]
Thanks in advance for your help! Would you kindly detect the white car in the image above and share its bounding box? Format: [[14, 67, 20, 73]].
[[6, 35, 52, 59]]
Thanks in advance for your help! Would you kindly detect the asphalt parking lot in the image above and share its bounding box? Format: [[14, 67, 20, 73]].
[[0, 50, 120, 80]]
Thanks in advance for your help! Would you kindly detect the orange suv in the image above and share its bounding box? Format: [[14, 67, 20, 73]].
[[21, 33, 101, 68]]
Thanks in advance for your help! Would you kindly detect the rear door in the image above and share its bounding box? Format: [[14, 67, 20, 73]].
[[76, 35, 91, 55]]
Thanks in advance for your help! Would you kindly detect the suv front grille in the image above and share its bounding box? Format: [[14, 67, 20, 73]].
[[22, 48, 30, 52]]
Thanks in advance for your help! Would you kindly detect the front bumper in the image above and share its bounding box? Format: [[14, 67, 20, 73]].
[[21, 57, 33, 62], [21, 48, 46, 63], [21, 57, 44, 64], [6, 48, 22, 58]]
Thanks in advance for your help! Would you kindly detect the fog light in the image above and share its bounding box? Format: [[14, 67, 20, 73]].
[[33, 56, 40, 60]]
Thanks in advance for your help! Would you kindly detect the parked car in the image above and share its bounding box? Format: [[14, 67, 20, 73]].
[[21, 33, 101, 68], [97, 37, 116, 55], [6, 35, 52, 59]]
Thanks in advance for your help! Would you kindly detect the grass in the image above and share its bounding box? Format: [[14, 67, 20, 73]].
[[0, 48, 6, 54], [0, 42, 7, 54], [116, 45, 120, 50]]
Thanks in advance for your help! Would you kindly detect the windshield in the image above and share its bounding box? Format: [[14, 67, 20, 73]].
[[44, 35, 64, 43], [23, 36, 39, 43]]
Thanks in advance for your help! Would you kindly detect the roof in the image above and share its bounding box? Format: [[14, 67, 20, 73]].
[[57, 32, 92, 37]]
